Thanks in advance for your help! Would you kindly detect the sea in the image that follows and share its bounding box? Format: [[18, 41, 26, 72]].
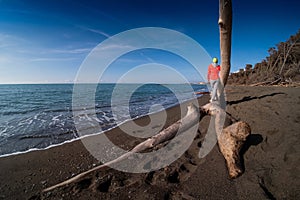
[[0, 83, 208, 157]]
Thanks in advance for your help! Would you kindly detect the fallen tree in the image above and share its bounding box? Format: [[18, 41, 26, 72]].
[[250, 77, 282, 86]]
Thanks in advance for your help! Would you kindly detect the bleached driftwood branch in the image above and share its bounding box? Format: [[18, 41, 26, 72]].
[[43, 104, 204, 192], [43, 102, 251, 193], [250, 77, 282, 86]]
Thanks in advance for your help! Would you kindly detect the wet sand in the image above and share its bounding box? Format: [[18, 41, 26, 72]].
[[0, 85, 299, 199]]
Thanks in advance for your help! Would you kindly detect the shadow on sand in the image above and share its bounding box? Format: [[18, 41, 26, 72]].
[[239, 134, 264, 175], [227, 92, 285, 105]]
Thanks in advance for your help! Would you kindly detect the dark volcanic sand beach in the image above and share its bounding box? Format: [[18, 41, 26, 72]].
[[0, 85, 299, 200]]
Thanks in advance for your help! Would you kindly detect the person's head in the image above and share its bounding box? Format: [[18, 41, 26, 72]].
[[212, 57, 218, 64]]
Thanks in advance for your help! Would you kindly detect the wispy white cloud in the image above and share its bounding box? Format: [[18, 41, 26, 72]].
[[0, 54, 77, 65], [87, 28, 111, 38], [0, 33, 90, 65], [140, 52, 155, 63], [14, 46, 93, 57], [29, 57, 78, 62], [76, 25, 111, 38], [50, 48, 92, 54], [97, 43, 134, 51], [0, 33, 29, 48], [116, 58, 146, 63]]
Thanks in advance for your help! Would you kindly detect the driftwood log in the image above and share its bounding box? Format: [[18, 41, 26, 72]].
[[250, 77, 282, 86], [43, 103, 250, 193], [44, 104, 204, 192], [218, 121, 251, 178], [203, 102, 251, 178]]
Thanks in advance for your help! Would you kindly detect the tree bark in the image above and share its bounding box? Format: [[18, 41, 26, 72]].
[[218, 0, 232, 86]]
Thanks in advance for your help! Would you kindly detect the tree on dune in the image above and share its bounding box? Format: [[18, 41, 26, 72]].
[[228, 29, 300, 85]]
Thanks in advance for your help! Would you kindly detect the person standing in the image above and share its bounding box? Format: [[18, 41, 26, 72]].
[[207, 57, 221, 102]]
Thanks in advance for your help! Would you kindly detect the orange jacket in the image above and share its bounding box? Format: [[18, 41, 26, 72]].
[[207, 64, 220, 81]]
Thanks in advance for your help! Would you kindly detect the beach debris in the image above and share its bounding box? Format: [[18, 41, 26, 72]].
[[42, 104, 203, 193], [42, 101, 251, 194], [217, 121, 251, 178], [202, 102, 251, 178]]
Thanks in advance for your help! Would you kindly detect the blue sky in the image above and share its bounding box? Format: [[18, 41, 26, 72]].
[[0, 0, 299, 84]]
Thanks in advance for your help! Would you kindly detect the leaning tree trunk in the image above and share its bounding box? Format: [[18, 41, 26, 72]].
[[218, 0, 232, 86]]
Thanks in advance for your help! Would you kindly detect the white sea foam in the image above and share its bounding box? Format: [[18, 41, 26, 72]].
[[0, 83, 208, 158], [0, 95, 204, 158], [0, 126, 8, 136], [52, 114, 62, 121]]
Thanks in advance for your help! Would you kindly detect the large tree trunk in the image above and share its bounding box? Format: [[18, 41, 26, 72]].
[[218, 0, 232, 86]]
